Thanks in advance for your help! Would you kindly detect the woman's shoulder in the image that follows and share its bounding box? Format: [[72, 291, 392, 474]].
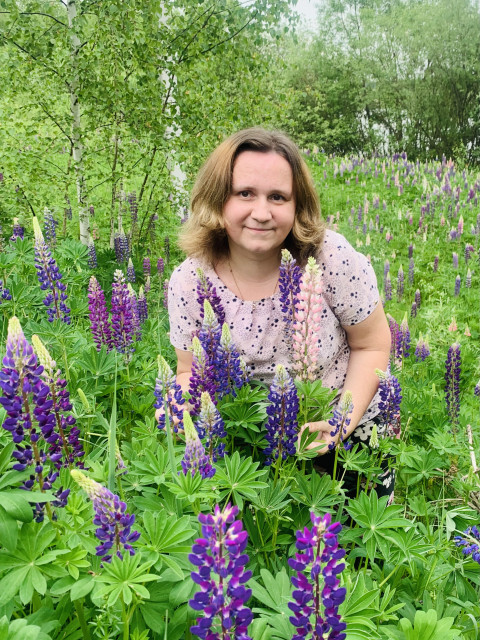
[[170, 256, 210, 283], [316, 229, 358, 266]]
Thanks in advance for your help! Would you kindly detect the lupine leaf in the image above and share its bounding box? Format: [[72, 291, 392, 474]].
[[214, 451, 268, 509]]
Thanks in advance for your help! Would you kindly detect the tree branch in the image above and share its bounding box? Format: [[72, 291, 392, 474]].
[[38, 102, 73, 144], [0, 11, 67, 27]]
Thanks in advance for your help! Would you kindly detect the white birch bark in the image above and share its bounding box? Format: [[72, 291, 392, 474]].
[[67, 0, 90, 244]]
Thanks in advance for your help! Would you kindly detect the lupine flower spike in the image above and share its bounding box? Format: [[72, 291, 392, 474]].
[[196, 269, 226, 326], [0, 317, 69, 520], [288, 512, 347, 640], [32, 335, 85, 468], [445, 343, 461, 429], [127, 284, 141, 341], [189, 503, 253, 640], [88, 276, 113, 351], [87, 234, 98, 269], [414, 334, 430, 362], [196, 391, 226, 463], [111, 270, 135, 354], [154, 355, 184, 433], [263, 364, 299, 466], [376, 369, 402, 437], [279, 249, 302, 346], [127, 258, 136, 283], [199, 300, 222, 364], [396, 313, 411, 362], [328, 391, 354, 451], [215, 324, 244, 399], [138, 286, 148, 324], [189, 337, 217, 416], [292, 257, 322, 382], [71, 470, 140, 564], [181, 411, 215, 479], [10, 217, 24, 241], [33, 217, 71, 324]]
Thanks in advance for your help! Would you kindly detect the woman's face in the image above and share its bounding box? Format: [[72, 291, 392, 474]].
[[222, 151, 296, 259]]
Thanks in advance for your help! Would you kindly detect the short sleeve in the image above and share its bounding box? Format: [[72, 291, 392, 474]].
[[167, 259, 202, 351], [318, 231, 380, 327]]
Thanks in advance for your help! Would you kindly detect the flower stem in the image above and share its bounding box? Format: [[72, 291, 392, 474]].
[[74, 598, 92, 640]]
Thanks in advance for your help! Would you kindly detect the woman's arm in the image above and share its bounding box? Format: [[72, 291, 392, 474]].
[[175, 347, 194, 394], [302, 303, 391, 453]]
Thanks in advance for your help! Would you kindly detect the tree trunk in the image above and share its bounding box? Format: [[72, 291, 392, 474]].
[[67, 0, 90, 244]]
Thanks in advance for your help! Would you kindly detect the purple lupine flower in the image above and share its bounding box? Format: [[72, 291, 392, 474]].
[[128, 191, 138, 225], [384, 272, 392, 302], [396, 313, 411, 360], [452, 252, 459, 269], [445, 343, 461, 428], [199, 300, 222, 365], [154, 355, 184, 434], [466, 269, 472, 288], [292, 258, 322, 382], [465, 244, 474, 263], [376, 369, 402, 437], [181, 412, 215, 479], [164, 236, 170, 262], [408, 258, 414, 285], [89, 204, 94, 217], [433, 255, 439, 272], [454, 274, 461, 296], [263, 364, 299, 466], [288, 512, 347, 640], [410, 301, 417, 318], [87, 235, 98, 269], [143, 257, 151, 278], [215, 324, 244, 399], [414, 335, 430, 362], [0, 279, 11, 303], [279, 249, 302, 345], [455, 526, 480, 565], [71, 470, 140, 563], [408, 244, 413, 259], [0, 317, 69, 520], [43, 208, 58, 246], [111, 270, 135, 354], [196, 269, 226, 326], [396, 265, 404, 301], [127, 258, 136, 283], [414, 288, 421, 309], [32, 335, 84, 468], [328, 391, 354, 451], [10, 217, 24, 241], [138, 286, 148, 324], [163, 279, 169, 308], [474, 380, 480, 397], [157, 257, 165, 276], [114, 227, 129, 264], [189, 503, 253, 640], [387, 314, 399, 364], [127, 284, 141, 341], [383, 259, 390, 283], [33, 217, 70, 324], [88, 276, 113, 352], [189, 337, 217, 416], [196, 391, 226, 462]]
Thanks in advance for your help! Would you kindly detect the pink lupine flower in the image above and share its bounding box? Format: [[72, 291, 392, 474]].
[[448, 317, 458, 332], [292, 258, 323, 382]]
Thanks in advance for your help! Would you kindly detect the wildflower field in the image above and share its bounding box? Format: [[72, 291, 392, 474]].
[[0, 151, 479, 640]]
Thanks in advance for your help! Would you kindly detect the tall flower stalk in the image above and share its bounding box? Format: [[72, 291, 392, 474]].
[[215, 324, 244, 399], [181, 412, 215, 479], [263, 364, 299, 472], [376, 369, 402, 437], [292, 257, 323, 382], [189, 337, 217, 416], [196, 391, 226, 463], [189, 503, 253, 640], [445, 343, 461, 429], [154, 355, 184, 434], [288, 512, 347, 640], [0, 317, 70, 521], [88, 276, 113, 352], [196, 269, 226, 326], [279, 249, 302, 346], [111, 270, 135, 355], [71, 470, 140, 564], [33, 217, 70, 324]]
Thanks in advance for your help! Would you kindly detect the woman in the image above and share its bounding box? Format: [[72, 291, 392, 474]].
[[167, 127, 392, 494]]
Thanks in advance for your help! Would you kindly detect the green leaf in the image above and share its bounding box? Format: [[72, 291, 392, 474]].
[[0, 504, 18, 552], [70, 576, 95, 601], [214, 451, 269, 509]]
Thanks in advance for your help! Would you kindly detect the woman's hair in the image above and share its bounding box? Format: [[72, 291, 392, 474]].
[[179, 127, 325, 266]]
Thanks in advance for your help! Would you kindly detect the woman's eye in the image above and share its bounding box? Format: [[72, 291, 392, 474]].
[[239, 191, 251, 198], [271, 194, 285, 201]]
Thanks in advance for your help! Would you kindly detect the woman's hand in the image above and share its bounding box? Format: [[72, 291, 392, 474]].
[[298, 420, 338, 456]]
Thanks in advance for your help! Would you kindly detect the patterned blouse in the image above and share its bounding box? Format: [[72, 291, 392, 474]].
[[168, 230, 382, 424]]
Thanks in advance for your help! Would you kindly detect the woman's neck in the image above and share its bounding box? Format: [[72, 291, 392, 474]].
[[226, 248, 281, 283]]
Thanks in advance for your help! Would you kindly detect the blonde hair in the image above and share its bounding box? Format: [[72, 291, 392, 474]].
[[179, 127, 325, 266]]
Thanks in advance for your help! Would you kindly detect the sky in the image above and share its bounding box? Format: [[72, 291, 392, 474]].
[[293, 0, 320, 25]]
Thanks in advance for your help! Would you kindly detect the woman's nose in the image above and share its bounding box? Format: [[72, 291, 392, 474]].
[[251, 198, 272, 221]]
